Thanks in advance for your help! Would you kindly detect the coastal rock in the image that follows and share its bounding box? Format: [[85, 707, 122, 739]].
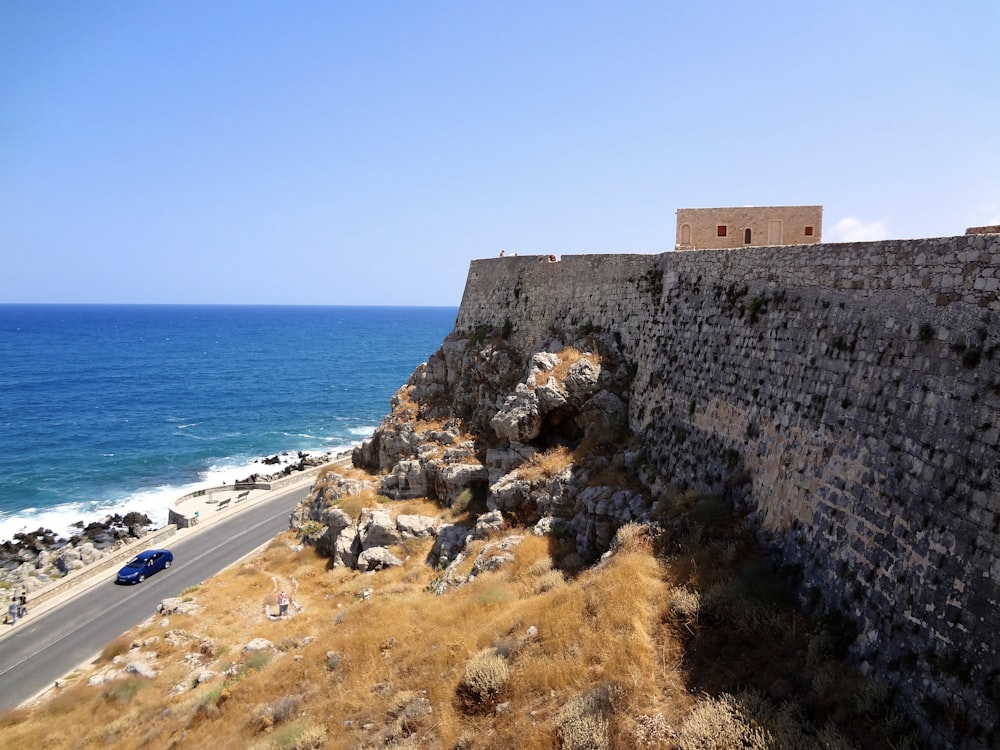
[[485, 444, 538, 482], [312, 508, 356, 558], [291, 473, 370, 530], [54, 546, 85, 574]]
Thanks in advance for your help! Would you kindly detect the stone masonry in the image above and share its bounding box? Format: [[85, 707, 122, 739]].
[[453, 234, 1000, 749]]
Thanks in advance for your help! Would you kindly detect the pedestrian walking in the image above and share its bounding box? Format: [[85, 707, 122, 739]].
[[277, 590, 289, 617], [18, 591, 27, 617], [7, 597, 17, 625]]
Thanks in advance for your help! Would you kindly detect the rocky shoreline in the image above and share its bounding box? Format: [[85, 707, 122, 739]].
[[0, 450, 335, 597], [0, 512, 156, 596]]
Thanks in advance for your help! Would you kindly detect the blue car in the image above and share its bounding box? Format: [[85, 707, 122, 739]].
[[116, 549, 173, 584]]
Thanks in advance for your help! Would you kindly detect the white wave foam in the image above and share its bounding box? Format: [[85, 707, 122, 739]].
[[0, 446, 358, 545]]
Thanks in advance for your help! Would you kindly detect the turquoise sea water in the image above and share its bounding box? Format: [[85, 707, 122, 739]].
[[0, 305, 457, 541]]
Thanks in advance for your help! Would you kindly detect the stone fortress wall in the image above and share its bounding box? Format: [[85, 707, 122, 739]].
[[455, 233, 1000, 748]]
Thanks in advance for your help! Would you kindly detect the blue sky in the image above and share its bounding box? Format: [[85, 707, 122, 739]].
[[2, 1, 997, 306]]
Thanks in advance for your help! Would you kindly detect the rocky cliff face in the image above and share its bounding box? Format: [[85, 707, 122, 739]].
[[290, 327, 651, 583]]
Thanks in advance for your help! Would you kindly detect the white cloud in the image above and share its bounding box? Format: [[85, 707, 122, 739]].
[[827, 216, 890, 243]]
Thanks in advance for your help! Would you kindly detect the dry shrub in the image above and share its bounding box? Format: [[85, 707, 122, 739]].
[[699, 577, 780, 634], [395, 498, 445, 516], [334, 492, 372, 518], [253, 695, 301, 731], [676, 692, 771, 750], [247, 722, 327, 750], [534, 568, 566, 594], [533, 347, 595, 387], [630, 713, 677, 748], [525, 555, 553, 577], [556, 687, 612, 750], [519, 445, 573, 482], [611, 522, 648, 552], [668, 586, 701, 624], [97, 634, 132, 663], [457, 648, 511, 712]]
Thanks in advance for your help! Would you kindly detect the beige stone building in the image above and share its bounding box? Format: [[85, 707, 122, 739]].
[[676, 205, 822, 250]]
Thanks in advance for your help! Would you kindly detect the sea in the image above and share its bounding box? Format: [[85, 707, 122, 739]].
[[0, 304, 458, 544]]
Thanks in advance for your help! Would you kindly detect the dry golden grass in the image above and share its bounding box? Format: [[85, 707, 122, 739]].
[[531, 347, 597, 388], [0, 494, 920, 750], [518, 445, 574, 482]]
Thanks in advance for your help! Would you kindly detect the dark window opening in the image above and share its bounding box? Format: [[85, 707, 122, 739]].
[[804, 226, 814, 236], [717, 225, 727, 237], [744, 228, 752, 244]]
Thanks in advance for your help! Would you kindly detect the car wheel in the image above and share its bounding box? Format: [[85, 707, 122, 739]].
[[164, 560, 171, 568], [138, 574, 145, 582]]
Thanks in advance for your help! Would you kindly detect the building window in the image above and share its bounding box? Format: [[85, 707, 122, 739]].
[[744, 228, 752, 244], [804, 226, 814, 236], [717, 225, 727, 237]]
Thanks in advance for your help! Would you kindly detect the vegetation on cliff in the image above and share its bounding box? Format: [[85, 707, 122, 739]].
[[0, 330, 923, 748]]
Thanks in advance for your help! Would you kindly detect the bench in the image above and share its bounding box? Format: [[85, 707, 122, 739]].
[[235, 491, 250, 504], [217, 498, 232, 510]]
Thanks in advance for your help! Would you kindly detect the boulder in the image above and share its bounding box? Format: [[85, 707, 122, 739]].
[[563, 356, 601, 405], [396, 514, 439, 538], [333, 525, 361, 569], [469, 535, 524, 578], [577, 390, 627, 445], [54, 546, 83, 574], [158, 597, 201, 616], [242, 638, 274, 653], [357, 547, 403, 572], [472, 510, 505, 539], [380, 459, 428, 499], [359, 509, 402, 549], [430, 524, 471, 567], [125, 661, 157, 679], [488, 474, 535, 516], [491, 384, 542, 443]]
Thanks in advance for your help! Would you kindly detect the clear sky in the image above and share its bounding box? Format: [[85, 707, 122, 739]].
[[2, 1, 998, 306]]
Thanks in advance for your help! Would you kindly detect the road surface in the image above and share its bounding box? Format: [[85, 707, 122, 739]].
[[0, 483, 309, 712]]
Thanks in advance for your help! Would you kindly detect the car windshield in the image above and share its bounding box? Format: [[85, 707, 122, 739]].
[[123, 557, 146, 569]]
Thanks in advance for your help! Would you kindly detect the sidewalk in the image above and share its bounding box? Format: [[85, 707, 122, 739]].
[[0, 459, 344, 639]]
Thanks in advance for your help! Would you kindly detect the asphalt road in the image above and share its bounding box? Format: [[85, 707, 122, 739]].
[[0, 483, 309, 712]]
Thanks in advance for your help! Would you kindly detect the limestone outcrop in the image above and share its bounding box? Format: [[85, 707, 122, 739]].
[[291, 330, 649, 578]]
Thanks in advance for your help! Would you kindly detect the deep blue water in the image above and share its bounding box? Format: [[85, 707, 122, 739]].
[[0, 305, 457, 541]]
